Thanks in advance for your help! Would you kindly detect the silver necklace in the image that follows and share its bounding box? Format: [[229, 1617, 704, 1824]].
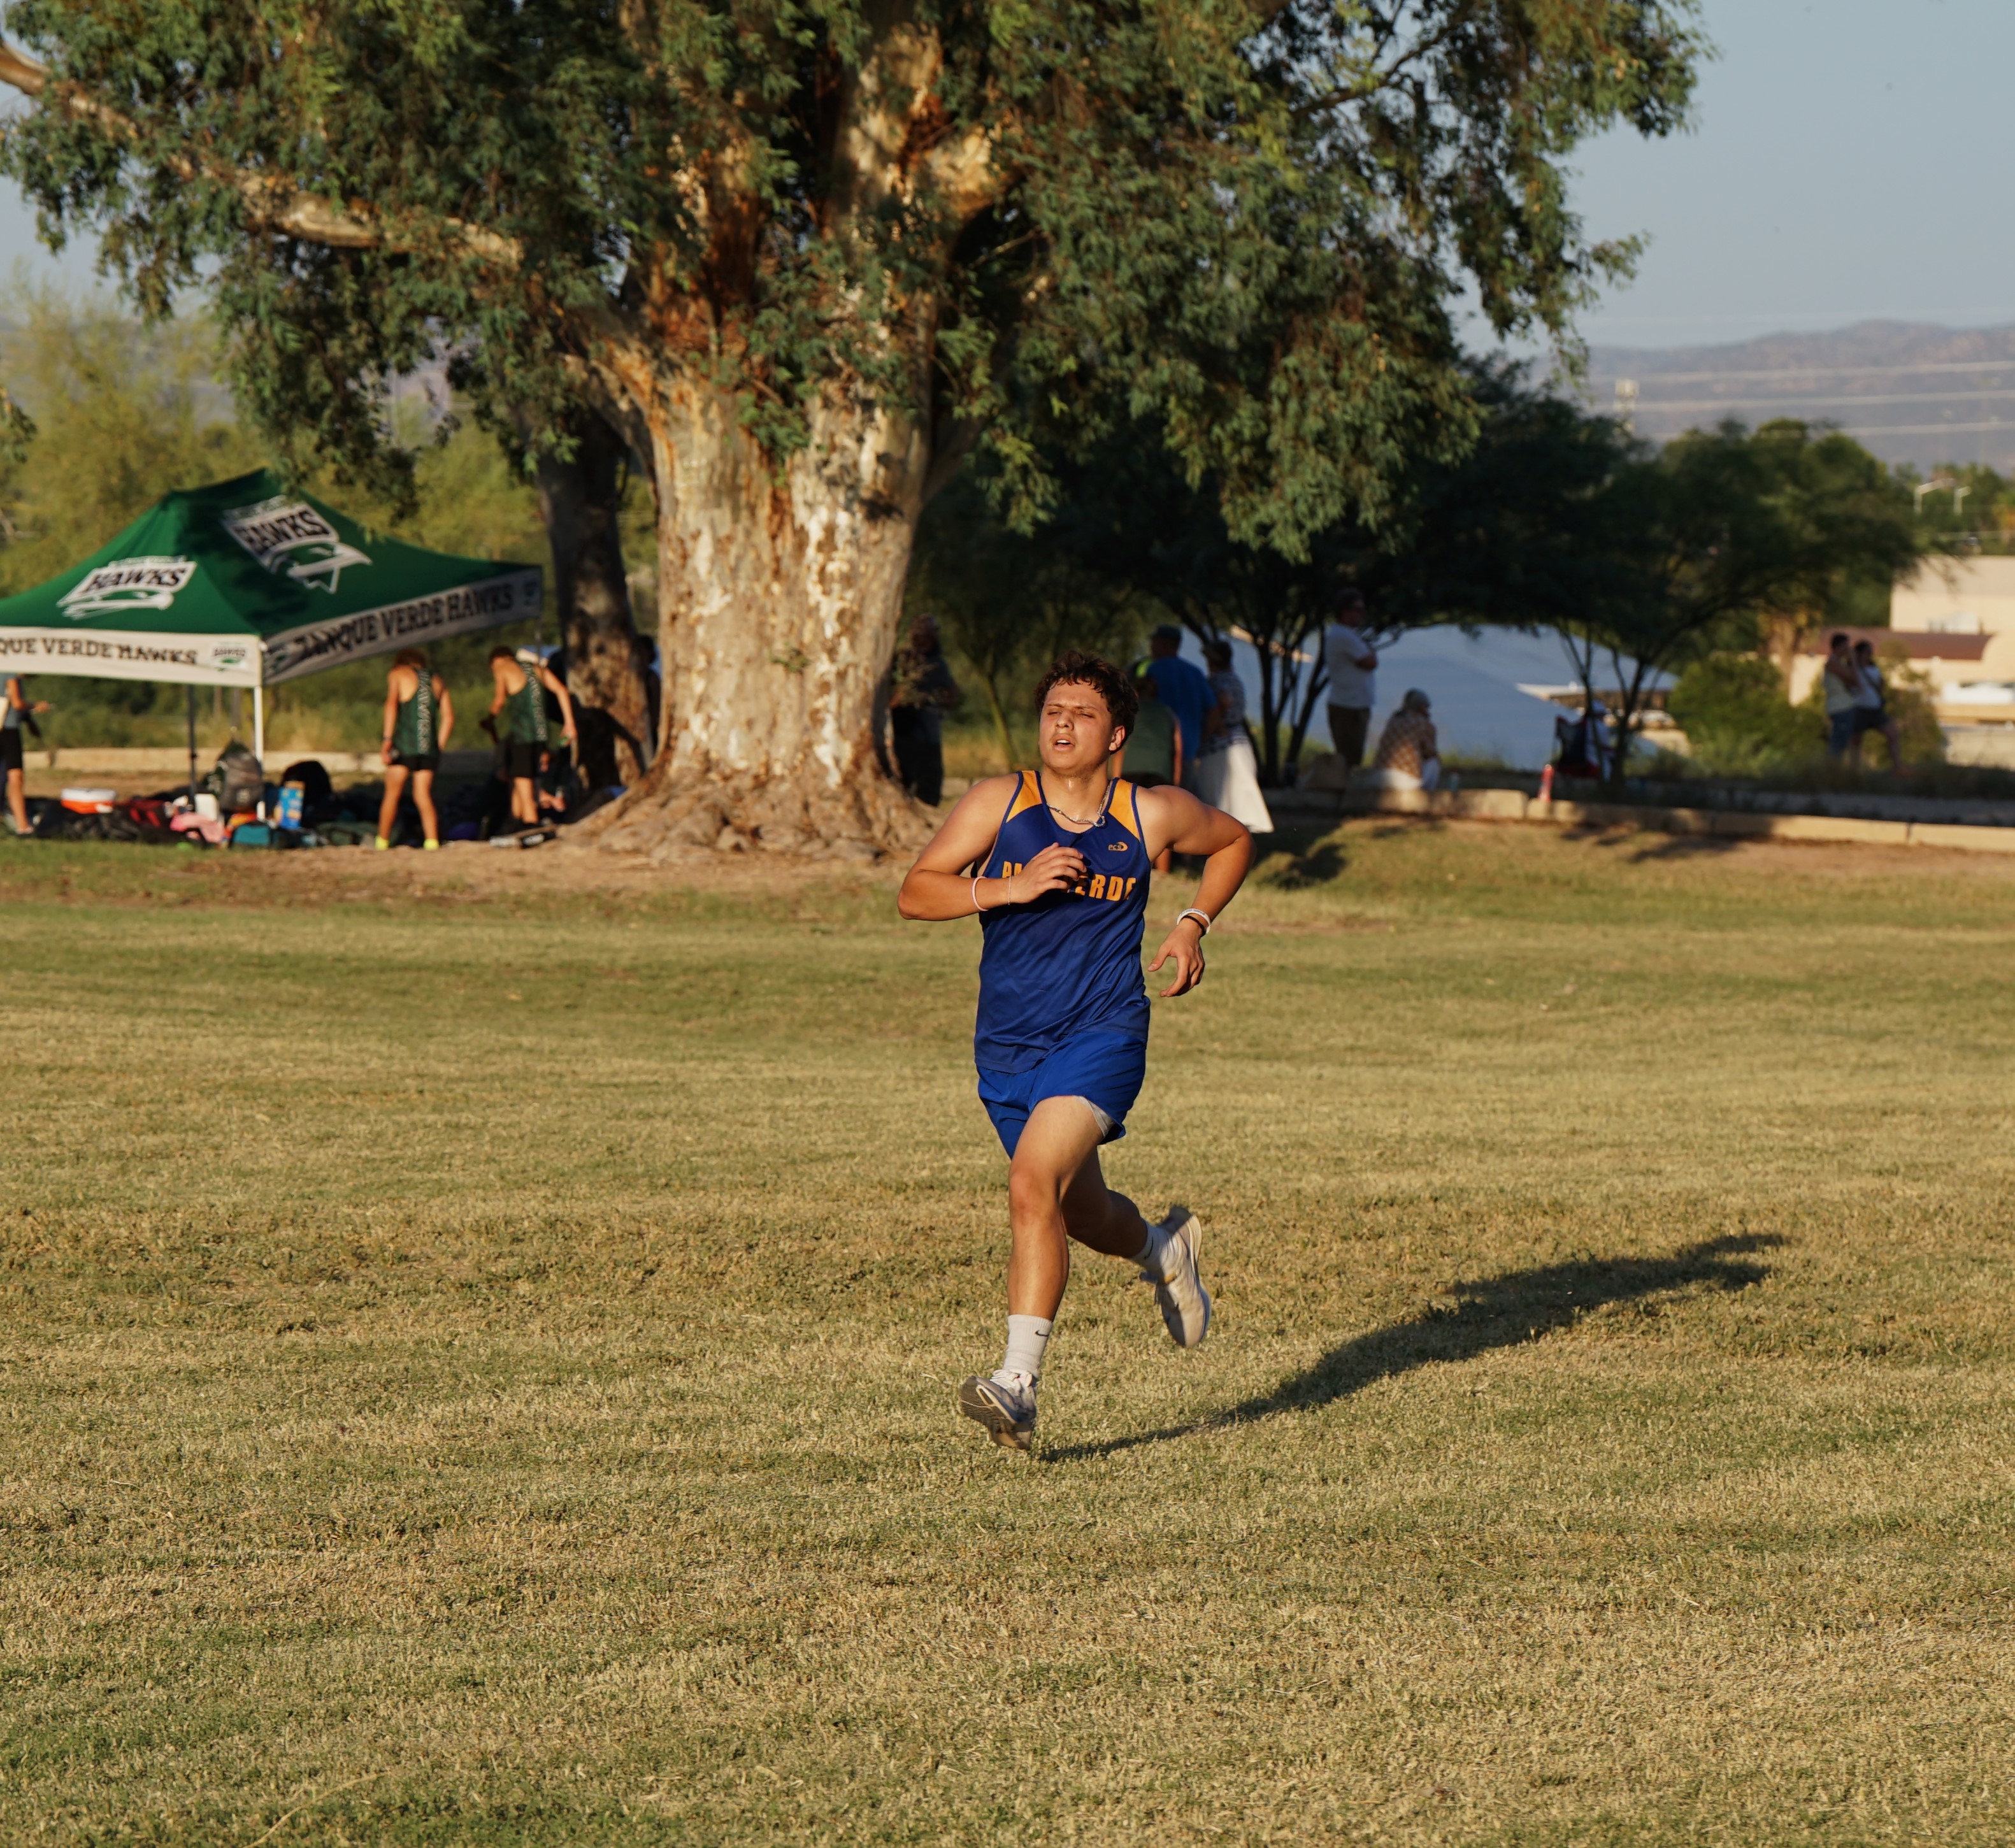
[[1037, 771, 1113, 830]]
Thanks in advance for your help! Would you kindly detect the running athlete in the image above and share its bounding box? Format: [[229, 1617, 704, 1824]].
[[377, 648, 455, 850], [487, 646, 578, 831], [898, 650, 1254, 1451]]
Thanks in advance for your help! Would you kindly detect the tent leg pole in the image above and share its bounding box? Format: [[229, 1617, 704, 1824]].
[[254, 684, 266, 820], [186, 686, 197, 805]]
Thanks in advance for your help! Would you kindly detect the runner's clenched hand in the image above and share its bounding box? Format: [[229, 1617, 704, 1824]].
[[1005, 842, 1089, 904]]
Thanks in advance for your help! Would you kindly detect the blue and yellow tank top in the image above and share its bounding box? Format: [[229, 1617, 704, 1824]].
[[974, 771, 1152, 1073]]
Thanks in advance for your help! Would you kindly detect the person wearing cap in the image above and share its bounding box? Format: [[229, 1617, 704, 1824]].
[[1140, 624, 1214, 785], [487, 645, 578, 831], [1371, 688, 1447, 791], [1322, 588, 1377, 768]]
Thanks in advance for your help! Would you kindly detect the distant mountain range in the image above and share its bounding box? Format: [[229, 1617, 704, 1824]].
[[1579, 321, 2015, 471]]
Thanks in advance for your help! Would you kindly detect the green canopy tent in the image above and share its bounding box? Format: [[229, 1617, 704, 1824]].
[[0, 468, 541, 781]]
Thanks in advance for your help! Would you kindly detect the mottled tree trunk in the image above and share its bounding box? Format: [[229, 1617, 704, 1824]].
[[582, 376, 931, 860], [533, 412, 651, 787]]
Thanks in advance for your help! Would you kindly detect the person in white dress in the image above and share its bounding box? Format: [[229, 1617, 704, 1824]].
[[1193, 640, 1274, 833]]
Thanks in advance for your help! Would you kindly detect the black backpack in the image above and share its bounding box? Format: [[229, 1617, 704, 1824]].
[[208, 742, 265, 814]]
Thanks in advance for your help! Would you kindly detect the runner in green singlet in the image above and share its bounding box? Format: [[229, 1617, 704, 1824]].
[[377, 648, 456, 849], [487, 645, 578, 831], [4, 673, 52, 838]]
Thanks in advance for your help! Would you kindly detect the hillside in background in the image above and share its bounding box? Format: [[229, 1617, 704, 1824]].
[[1582, 322, 2015, 471]]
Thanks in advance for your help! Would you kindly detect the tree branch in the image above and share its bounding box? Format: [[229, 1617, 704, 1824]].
[[0, 41, 520, 264], [1287, 17, 1471, 121]]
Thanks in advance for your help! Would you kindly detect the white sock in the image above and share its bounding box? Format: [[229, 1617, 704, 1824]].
[[998, 1314, 1052, 1385], [1134, 1217, 1172, 1282]]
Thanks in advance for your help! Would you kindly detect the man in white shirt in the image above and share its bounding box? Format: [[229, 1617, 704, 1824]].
[[1322, 589, 1378, 768]]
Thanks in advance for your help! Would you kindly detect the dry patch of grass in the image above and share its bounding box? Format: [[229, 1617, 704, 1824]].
[[0, 822, 2011, 1843]]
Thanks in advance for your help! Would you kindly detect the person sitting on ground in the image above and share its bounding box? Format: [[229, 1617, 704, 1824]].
[[376, 648, 455, 850], [1119, 662, 1181, 872], [489, 645, 578, 831], [3, 673, 50, 838], [1370, 688, 1449, 792], [1823, 633, 1867, 764], [1851, 639, 1905, 773]]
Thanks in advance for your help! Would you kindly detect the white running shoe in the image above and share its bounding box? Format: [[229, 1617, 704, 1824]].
[[958, 1372, 1037, 1451], [1144, 1206, 1211, 1349]]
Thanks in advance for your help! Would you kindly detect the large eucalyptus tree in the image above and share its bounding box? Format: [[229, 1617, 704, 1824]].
[[0, 0, 1701, 854]]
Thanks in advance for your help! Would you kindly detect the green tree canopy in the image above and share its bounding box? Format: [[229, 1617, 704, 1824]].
[[0, 0, 1706, 849], [919, 365, 1645, 780], [1565, 419, 1928, 782]]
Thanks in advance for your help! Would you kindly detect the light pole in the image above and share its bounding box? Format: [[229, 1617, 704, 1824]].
[[1914, 473, 1956, 516]]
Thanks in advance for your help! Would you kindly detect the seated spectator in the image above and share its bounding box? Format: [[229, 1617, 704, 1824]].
[[1552, 700, 1614, 780], [1369, 689, 1450, 791]]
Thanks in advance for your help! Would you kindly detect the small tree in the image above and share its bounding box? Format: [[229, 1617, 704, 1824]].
[[1665, 652, 1821, 776], [1564, 420, 1926, 785]]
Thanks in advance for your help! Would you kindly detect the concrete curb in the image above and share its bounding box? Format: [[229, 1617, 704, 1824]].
[[22, 747, 492, 775], [1272, 788, 2015, 854]]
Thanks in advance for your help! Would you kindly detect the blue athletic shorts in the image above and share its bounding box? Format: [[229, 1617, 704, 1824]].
[[976, 1031, 1148, 1157]]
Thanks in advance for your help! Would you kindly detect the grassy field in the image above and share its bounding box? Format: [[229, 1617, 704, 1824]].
[[1, 820, 2011, 1845]]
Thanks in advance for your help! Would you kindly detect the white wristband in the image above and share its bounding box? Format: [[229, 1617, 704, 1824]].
[[1176, 908, 1212, 935], [972, 875, 987, 915]]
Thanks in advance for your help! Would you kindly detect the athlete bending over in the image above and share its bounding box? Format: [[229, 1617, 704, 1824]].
[[898, 650, 1253, 1450]]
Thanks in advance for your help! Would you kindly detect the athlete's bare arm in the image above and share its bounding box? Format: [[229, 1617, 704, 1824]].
[[1136, 785, 1252, 997], [536, 663, 580, 747], [380, 666, 410, 767], [897, 777, 1091, 920], [434, 677, 456, 749]]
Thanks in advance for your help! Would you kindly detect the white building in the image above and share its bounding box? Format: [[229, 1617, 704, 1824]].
[[1887, 556, 2015, 723], [1783, 559, 2014, 733]]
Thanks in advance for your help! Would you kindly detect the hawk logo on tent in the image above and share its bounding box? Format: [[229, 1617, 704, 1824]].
[[221, 496, 372, 593], [57, 557, 199, 619]]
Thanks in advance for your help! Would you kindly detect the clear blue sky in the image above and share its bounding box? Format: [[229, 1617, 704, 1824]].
[[0, 0, 2011, 349], [1568, 0, 2015, 348]]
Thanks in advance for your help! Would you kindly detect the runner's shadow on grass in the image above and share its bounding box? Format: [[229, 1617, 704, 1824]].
[[1251, 832, 1350, 888], [1043, 1233, 1781, 1465], [1625, 834, 1744, 861]]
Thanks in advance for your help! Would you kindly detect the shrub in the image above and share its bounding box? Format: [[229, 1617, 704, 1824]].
[[1667, 653, 1823, 776]]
